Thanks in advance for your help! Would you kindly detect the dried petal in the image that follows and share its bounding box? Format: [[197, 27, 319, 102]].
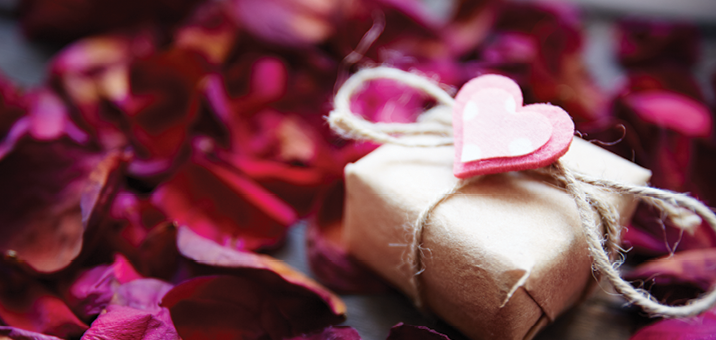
[[176, 225, 345, 317], [630, 309, 716, 340], [112, 279, 174, 313], [286, 326, 362, 340], [62, 254, 142, 320], [0, 263, 88, 338], [176, 2, 239, 65], [161, 274, 343, 340], [625, 248, 716, 293], [617, 19, 700, 69], [623, 91, 712, 138], [0, 139, 126, 273], [306, 182, 391, 294], [81, 305, 179, 340], [121, 49, 208, 177], [20, 0, 205, 43], [622, 204, 716, 257], [386, 323, 451, 340], [228, 0, 340, 46], [0, 326, 64, 340], [166, 226, 346, 338], [153, 151, 297, 251], [0, 72, 25, 141]]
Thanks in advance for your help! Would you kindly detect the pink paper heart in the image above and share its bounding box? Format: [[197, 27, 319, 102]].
[[452, 74, 574, 178]]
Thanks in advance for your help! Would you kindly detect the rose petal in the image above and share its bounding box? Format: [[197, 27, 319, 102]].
[[176, 2, 239, 65], [306, 181, 391, 294], [0, 139, 126, 273], [172, 225, 346, 332], [617, 19, 700, 69], [625, 248, 716, 294], [286, 326, 362, 340], [62, 254, 142, 320], [81, 305, 179, 340], [161, 274, 343, 340], [630, 309, 716, 340], [350, 79, 432, 124], [0, 72, 25, 141], [132, 222, 182, 280], [228, 0, 339, 46], [0, 262, 88, 338], [20, 0, 205, 43], [0, 326, 64, 340], [176, 225, 345, 316], [386, 323, 451, 340], [120, 49, 208, 177], [153, 151, 297, 251], [624, 91, 712, 138], [112, 279, 174, 313], [622, 204, 716, 257]]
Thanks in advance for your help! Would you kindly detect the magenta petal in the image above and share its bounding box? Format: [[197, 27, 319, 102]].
[[624, 91, 712, 138], [113, 279, 174, 313], [386, 323, 451, 340], [0, 327, 64, 340], [81, 305, 179, 340], [624, 248, 716, 293], [630, 310, 716, 340], [64, 254, 141, 320]]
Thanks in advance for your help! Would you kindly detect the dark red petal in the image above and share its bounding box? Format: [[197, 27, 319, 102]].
[[0, 326, 64, 340], [306, 181, 391, 294], [617, 19, 700, 69], [81, 305, 179, 340], [630, 309, 716, 340], [166, 226, 346, 338], [20, 0, 205, 43], [0, 263, 88, 338], [176, 225, 345, 318], [161, 274, 343, 340], [286, 326, 362, 340], [0, 72, 25, 142], [120, 48, 208, 177], [131, 222, 181, 281], [386, 323, 451, 340], [175, 2, 238, 65], [623, 203, 716, 257], [153, 154, 296, 251], [0, 139, 126, 273]]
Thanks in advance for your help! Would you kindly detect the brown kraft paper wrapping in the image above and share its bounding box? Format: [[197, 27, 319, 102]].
[[343, 137, 652, 340]]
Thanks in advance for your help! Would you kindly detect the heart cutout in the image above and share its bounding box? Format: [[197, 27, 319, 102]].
[[452, 74, 574, 178]]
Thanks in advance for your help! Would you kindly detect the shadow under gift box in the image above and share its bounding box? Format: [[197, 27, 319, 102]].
[[343, 137, 651, 340]]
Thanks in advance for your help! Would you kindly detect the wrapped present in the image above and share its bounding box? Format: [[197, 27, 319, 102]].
[[342, 137, 651, 340]]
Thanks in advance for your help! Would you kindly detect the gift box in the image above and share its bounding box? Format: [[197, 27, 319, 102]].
[[343, 137, 651, 340]]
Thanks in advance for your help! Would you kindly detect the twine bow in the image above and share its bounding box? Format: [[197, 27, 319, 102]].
[[329, 66, 716, 317]]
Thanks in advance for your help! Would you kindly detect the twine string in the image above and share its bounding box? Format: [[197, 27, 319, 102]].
[[329, 66, 716, 318]]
